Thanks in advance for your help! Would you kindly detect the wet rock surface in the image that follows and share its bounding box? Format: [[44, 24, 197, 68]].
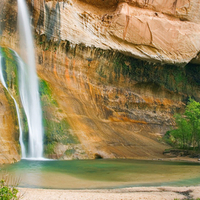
[[0, 84, 20, 164]]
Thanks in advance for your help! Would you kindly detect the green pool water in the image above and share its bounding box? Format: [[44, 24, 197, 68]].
[[0, 159, 200, 189]]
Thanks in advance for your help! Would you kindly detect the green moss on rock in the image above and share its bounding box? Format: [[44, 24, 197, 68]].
[[65, 148, 76, 156], [0, 48, 21, 150], [1, 48, 19, 96], [39, 79, 80, 157]]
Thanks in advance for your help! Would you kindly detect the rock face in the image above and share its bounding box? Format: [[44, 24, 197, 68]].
[[1, 0, 200, 162], [32, 0, 200, 65], [0, 84, 20, 164], [35, 33, 200, 159]]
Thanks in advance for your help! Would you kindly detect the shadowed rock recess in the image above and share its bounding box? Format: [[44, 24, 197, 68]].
[[1, 0, 200, 162]]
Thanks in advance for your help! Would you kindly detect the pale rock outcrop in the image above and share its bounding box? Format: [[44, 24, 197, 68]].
[[31, 0, 200, 65]]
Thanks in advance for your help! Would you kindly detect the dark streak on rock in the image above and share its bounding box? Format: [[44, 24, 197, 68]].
[[44, 1, 61, 41]]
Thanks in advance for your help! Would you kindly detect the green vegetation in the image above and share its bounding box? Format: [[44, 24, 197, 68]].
[[44, 46, 49, 51], [1, 48, 19, 96], [43, 118, 79, 146], [0, 179, 19, 200], [165, 98, 200, 150], [39, 79, 57, 106], [0, 48, 21, 149], [113, 57, 129, 79], [44, 142, 56, 155], [65, 148, 75, 156], [39, 79, 80, 156]]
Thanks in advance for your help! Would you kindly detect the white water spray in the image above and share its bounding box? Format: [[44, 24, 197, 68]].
[[17, 0, 44, 158], [0, 52, 26, 158]]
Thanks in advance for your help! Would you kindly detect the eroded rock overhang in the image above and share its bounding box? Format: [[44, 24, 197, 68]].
[[31, 0, 200, 66]]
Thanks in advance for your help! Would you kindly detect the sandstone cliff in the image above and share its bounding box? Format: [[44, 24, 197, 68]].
[[32, 0, 200, 65], [1, 0, 200, 162], [0, 83, 20, 164]]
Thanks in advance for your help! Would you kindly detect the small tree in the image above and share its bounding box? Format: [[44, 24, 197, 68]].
[[170, 114, 192, 149], [168, 98, 200, 150], [184, 98, 200, 149]]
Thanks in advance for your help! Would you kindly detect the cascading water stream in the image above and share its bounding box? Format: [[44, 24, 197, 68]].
[[17, 0, 44, 158], [0, 51, 26, 158]]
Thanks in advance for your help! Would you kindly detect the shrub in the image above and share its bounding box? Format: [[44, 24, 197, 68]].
[[166, 98, 200, 150], [0, 179, 19, 200]]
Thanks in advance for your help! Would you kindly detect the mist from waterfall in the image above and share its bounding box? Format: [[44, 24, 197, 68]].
[[17, 0, 44, 158]]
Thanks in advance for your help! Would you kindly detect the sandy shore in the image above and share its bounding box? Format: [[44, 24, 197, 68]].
[[18, 186, 200, 200]]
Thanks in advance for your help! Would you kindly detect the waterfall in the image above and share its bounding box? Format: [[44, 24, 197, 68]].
[[0, 51, 26, 158], [17, 0, 44, 158]]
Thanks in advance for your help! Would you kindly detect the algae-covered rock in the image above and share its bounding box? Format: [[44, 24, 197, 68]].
[[39, 78, 89, 159]]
